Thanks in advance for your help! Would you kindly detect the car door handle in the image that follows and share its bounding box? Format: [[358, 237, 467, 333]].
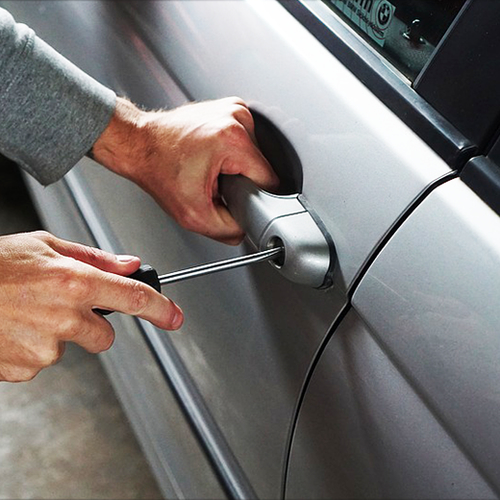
[[220, 175, 335, 288]]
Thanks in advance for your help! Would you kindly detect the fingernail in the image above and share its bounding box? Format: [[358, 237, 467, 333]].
[[117, 254, 138, 263], [171, 306, 184, 330]]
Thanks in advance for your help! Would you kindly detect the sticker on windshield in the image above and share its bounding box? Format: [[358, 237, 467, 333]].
[[329, 0, 396, 47]]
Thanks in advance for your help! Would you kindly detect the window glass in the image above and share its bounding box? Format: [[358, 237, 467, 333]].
[[322, 0, 466, 80]]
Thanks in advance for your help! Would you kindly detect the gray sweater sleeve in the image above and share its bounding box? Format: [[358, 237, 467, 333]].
[[0, 8, 116, 185]]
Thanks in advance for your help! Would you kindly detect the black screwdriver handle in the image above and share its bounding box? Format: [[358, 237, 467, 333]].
[[94, 264, 161, 316], [127, 264, 161, 292]]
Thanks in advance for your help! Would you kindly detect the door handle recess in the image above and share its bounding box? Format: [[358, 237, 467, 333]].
[[220, 175, 335, 289]]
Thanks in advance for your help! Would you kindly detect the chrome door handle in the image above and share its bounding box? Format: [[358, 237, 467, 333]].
[[220, 175, 335, 288]]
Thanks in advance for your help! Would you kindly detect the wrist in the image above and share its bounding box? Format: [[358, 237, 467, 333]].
[[91, 97, 149, 178]]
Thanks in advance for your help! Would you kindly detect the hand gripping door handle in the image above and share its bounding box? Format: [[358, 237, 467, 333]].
[[220, 175, 336, 289]]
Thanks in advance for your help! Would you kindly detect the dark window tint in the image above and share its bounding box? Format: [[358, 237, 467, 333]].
[[322, 0, 466, 80]]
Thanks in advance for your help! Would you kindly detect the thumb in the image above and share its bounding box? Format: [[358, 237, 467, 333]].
[[47, 236, 141, 276]]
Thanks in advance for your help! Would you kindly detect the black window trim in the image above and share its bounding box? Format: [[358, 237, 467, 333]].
[[279, 0, 475, 169], [414, 0, 500, 152]]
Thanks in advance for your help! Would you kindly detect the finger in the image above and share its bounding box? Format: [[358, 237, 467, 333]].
[[223, 141, 280, 192], [172, 198, 243, 245], [224, 96, 248, 108], [0, 365, 42, 383], [64, 311, 117, 354], [47, 236, 141, 276], [229, 100, 256, 138], [6, 337, 67, 377], [52, 341, 66, 365], [216, 96, 259, 145], [26, 340, 66, 368], [205, 200, 245, 245], [178, 181, 244, 245], [89, 270, 184, 330], [220, 100, 280, 191]]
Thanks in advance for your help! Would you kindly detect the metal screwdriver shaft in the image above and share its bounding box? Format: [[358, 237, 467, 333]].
[[95, 247, 283, 316], [158, 246, 283, 286]]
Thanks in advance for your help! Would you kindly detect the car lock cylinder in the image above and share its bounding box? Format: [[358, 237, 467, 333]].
[[220, 175, 336, 289]]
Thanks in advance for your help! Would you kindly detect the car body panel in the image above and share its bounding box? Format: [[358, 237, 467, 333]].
[[3, 3, 344, 495], [352, 179, 500, 491], [288, 178, 500, 497], [124, 0, 451, 290], [286, 308, 496, 499], [2, 1, 489, 498], [67, 160, 346, 498]]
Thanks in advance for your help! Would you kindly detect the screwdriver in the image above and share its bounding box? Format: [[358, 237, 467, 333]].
[[96, 246, 283, 314], [131, 246, 283, 291]]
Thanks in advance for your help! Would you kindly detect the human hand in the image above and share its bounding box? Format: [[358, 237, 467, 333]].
[[92, 97, 279, 245], [0, 231, 183, 382]]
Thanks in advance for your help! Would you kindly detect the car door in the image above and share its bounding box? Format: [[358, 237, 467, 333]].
[[2, 0, 492, 498], [285, 1, 500, 498], [286, 161, 500, 499]]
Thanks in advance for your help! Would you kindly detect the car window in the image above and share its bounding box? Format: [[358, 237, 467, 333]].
[[322, 0, 467, 80]]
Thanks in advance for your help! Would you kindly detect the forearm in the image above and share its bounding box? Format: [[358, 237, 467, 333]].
[[0, 8, 115, 185]]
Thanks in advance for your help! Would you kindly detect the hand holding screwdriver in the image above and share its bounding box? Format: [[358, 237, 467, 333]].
[[0, 231, 183, 382]]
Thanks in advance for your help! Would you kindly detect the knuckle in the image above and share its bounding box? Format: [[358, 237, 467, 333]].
[[232, 103, 252, 121], [32, 230, 57, 247], [226, 96, 246, 107], [32, 230, 52, 242], [56, 313, 81, 339], [21, 367, 42, 382], [217, 121, 247, 145], [128, 281, 149, 315], [34, 344, 63, 367], [57, 265, 90, 300], [99, 331, 115, 352], [178, 207, 202, 232], [81, 245, 108, 265]]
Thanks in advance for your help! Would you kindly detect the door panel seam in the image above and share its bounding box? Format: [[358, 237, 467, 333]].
[[282, 170, 460, 498], [347, 169, 459, 300]]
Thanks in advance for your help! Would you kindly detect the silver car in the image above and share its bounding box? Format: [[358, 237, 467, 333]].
[[4, 0, 500, 498]]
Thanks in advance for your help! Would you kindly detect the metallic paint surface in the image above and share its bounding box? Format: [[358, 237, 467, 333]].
[[4, 3, 344, 496], [352, 179, 500, 493], [125, 0, 451, 290], [72, 160, 345, 498], [286, 309, 496, 499], [2, 0, 467, 497]]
